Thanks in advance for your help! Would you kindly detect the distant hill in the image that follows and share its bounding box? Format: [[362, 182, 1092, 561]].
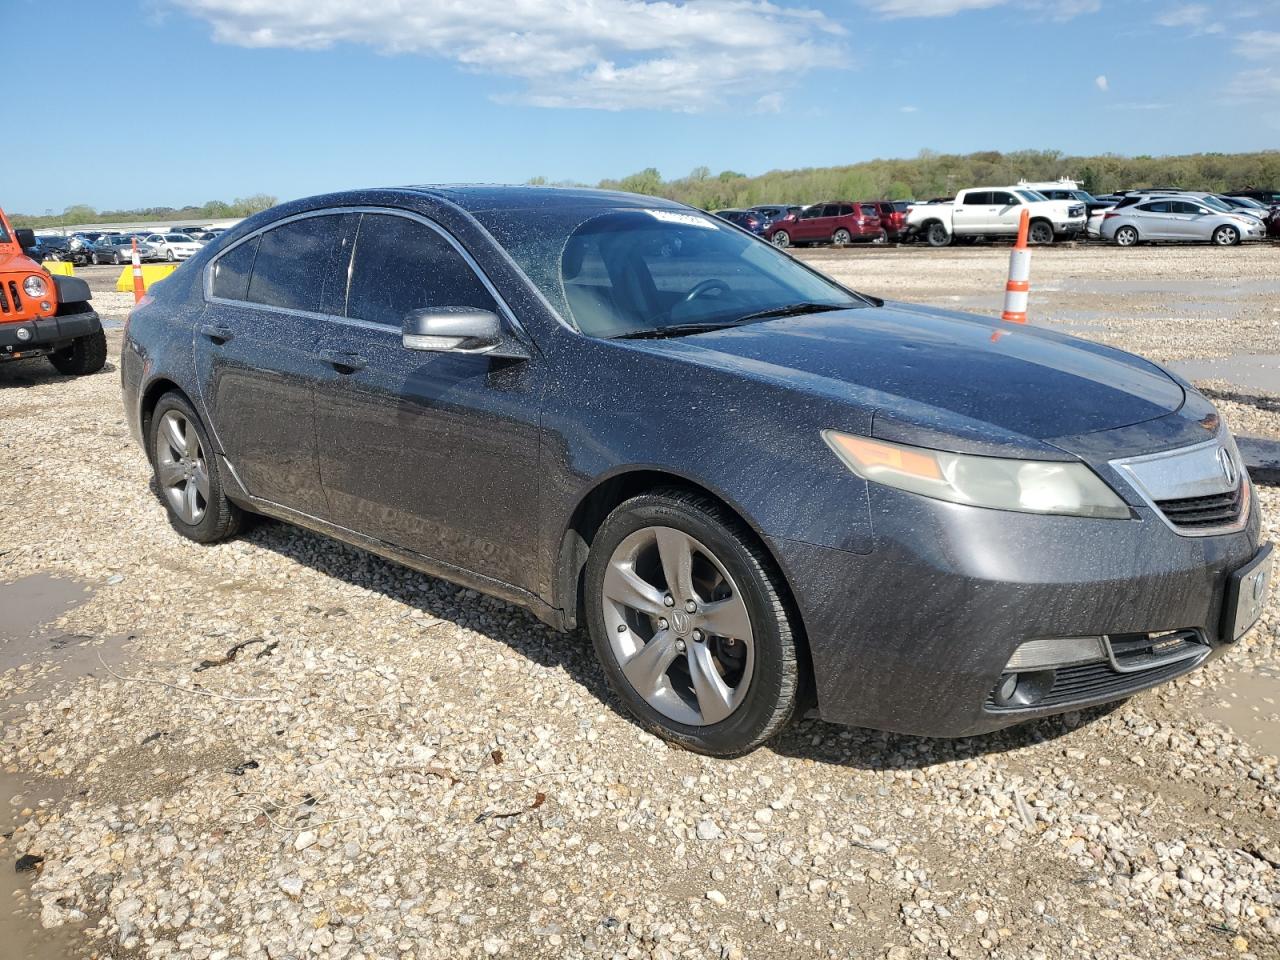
[[581, 149, 1280, 209], [10, 195, 278, 230]]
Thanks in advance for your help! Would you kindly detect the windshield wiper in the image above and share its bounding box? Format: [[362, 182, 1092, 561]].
[[729, 301, 851, 324], [614, 321, 741, 340]]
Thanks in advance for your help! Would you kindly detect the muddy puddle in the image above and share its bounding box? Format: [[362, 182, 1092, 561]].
[[1, 573, 129, 960], [1200, 665, 1280, 759], [1170, 355, 1280, 394]]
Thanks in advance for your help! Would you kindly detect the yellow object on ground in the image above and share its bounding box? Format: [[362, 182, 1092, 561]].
[[115, 263, 178, 293], [42, 261, 75, 276]]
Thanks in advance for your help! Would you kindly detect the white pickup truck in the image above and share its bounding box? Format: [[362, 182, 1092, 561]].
[[905, 187, 1086, 247]]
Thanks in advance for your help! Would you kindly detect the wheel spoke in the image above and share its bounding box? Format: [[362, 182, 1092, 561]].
[[655, 528, 695, 602], [700, 595, 751, 640], [156, 460, 185, 488], [603, 560, 667, 617], [621, 629, 679, 700], [193, 462, 211, 500], [688, 642, 735, 724], [183, 480, 201, 521], [183, 421, 200, 459], [162, 414, 185, 458]]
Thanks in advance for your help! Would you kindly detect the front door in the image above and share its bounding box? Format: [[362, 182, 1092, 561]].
[[311, 211, 544, 593], [193, 212, 356, 517]]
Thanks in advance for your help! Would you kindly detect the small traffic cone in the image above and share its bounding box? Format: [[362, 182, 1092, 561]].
[[1002, 209, 1032, 324], [130, 238, 146, 303]]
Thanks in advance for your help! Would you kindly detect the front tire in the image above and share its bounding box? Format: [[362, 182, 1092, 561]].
[[148, 392, 243, 543], [91, 253, 100, 265], [770, 230, 791, 248], [1213, 225, 1240, 246], [165, 249, 175, 261], [1028, 220, 1054, 245], [48, 328, 107, 376], [585, 490, 800, 756]]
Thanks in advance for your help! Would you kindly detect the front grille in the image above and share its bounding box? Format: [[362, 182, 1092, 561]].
[[987, 629, 1208, 711], [1155, 486, 1243, 531], [7, 281, 21, 313]]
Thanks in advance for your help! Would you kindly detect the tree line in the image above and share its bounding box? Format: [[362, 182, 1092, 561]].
[[9, 195, 279, 229], [585, 149, 1280, 209]]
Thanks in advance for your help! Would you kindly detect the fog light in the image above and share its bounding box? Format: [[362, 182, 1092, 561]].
[[991, 669, 1056, 708], [994, 673, 1019, 705], [1006, 636, 1106, 671], [40, 300, 51, 311], [15, 327, 31, 341]]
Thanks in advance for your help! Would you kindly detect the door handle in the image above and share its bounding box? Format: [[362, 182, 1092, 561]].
[[318, 350, 367, 373], [199, 324, 234, 344]]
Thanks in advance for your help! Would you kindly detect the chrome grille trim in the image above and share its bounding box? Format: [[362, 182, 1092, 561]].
[[1110, 435, 1250, 537]]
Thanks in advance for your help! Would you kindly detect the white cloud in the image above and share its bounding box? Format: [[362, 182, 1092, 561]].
[[1155, 4, 1223, 33], [1226, 67, 1280, 100], [170, 0, 846, 112], [1094, 74, 1108, 91], [753, 92, 784, 113], [865, 0, 1006, 16], [899, 104, 919, 112], [1235, 30, 1280, 59]]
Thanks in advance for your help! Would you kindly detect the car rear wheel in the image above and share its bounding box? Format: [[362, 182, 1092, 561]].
[[149, 393, 243, 543], [48, 329, 107, 376], [1213, 225, 1240, 246], [925, 222, 951, 247], [1114, 226, 1139, 247], [872, 229, 889, 244], [1028, 220, 1054, 245], [831, 228, 852, 246], [770, 230, 791, 248], [585, 490, 800, 756]]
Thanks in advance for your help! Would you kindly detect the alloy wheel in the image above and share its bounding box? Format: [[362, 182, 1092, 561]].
[[154, 410, 209, 525], [601, 526, 754, 727], [771, 231, 790, 248], [1213, 226, 1238, 246], [832, 229, 851, 246], [1115, 227, 1138, 247]]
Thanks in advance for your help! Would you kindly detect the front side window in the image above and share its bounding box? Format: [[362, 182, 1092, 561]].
[[996, 192, 1021, 205], [799, 205, 824, 220], [211, 236, 260, 301], [556, 209, 862, 338], [345, 214, 497, 328], [245, 214, 353, 314]]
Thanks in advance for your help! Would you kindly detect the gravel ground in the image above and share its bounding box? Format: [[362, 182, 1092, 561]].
[[1, 248, 1279, 960]]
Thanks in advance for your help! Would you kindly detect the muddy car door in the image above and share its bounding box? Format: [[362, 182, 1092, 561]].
[[194, 212, 357, 517], [310, 211, 543, 593]]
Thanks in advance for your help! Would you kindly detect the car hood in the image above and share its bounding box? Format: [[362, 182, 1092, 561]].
[[630, 301, 1185, 451]]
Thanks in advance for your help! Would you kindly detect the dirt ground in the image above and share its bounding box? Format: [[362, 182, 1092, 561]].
[[2, 245, 1279, 960]]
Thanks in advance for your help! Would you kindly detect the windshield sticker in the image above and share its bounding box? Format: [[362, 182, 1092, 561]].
[[644, 209, 716, 230]]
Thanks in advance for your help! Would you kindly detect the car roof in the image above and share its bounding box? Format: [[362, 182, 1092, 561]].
[[400, 184, 684, 214]]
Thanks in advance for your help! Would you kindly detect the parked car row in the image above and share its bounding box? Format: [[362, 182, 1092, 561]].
[[31, 226, 231, 264], [714, 178, 1277, 251]]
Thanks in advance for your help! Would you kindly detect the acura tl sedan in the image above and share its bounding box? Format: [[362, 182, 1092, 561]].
[[121, 186, 1271, 756]]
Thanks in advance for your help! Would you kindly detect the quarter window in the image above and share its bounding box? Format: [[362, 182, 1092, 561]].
[[245, 214, 354, 315], [345, 214, 497, 328], [211, 235, 260, 301]]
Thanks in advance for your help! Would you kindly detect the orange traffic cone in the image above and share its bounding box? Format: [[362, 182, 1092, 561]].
[[130, 238, 146, 303], [1002, 209, 1031, 324]]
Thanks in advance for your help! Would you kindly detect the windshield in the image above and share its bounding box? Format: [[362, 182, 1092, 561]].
[[1016, 190, 1048, 202], [1199, 196, 1230, 212], [1232, 197, 1266, 209], [0, 221, 9, 244], [483, 206, 861, 339]]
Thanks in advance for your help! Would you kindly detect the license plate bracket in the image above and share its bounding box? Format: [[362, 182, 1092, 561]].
[[1223, 543, 1273, 642]]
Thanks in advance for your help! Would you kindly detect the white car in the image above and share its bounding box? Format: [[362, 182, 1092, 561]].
[[144, 233, 203, 261], [905, 187, 1086, 247]]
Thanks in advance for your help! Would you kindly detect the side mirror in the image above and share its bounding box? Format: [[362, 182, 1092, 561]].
[[15, 228, 36, 250], [402, 306, 530, 360]]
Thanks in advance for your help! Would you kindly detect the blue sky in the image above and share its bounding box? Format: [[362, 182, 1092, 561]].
[[4, 0, 1277, 213]]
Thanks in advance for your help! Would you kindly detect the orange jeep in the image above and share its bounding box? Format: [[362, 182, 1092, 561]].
[[0, 207, 105, 375]]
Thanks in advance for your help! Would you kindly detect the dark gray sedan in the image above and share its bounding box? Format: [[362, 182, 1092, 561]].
[[120, 186, 1269, 755], [90, 235, 150, 264]]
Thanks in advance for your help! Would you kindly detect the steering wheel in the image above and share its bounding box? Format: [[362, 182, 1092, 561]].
[[683, 279, 730, 304]]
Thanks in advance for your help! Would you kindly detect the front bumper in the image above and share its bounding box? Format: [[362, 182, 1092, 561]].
[[770, 485, 1261, 738], [0, 311, 101, 362]]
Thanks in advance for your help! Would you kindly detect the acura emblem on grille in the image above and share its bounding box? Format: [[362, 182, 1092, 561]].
[[1217, 447, 1237, 487]]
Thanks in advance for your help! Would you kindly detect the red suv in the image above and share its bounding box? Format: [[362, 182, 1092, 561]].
[[765, 202, 884, 248], [870, 201, 910, 240]]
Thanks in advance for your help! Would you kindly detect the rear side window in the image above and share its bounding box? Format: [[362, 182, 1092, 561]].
[[860, 204, 877, 216], [211, 236, 260, 301], [246, 214, 353, 314], [961, 191, 990, 205], [821, 204, 840, 217], [837, 204, 854, 216], [345, 214, 497, 328], [1139, 201, 1170, 213]]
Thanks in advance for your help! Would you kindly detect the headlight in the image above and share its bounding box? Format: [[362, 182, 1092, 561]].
[[23, 275, 48, 298], [823, 430, 1131, 519]]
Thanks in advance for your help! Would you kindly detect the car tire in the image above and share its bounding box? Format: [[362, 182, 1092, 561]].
[[872, 229, 889, 245], [1028, 220, 1054, 245], [113, 252, 122, 265], [91, 253, 100, 265], [1114, 226, 1140, 247], [148, 392, 244, 544], [47, 328, 107, 376], [925, 222, 951, 247], [1213, 225, 1240, 246], [770, 230, 791, 248], [165, 249, 175, 261], [831, 228, 851, 247], [584, 489, 801, 757]]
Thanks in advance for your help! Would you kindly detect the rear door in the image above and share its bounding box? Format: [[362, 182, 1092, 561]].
[[194, 212, 357, 517], [952, 191, 990, 233], [310, 211, 543, 592]]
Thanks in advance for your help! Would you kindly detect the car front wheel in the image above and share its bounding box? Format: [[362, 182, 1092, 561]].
[[1213, 225, 1240, 246], [149, 392, 243, 543], [585, 490, 800, 756]]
